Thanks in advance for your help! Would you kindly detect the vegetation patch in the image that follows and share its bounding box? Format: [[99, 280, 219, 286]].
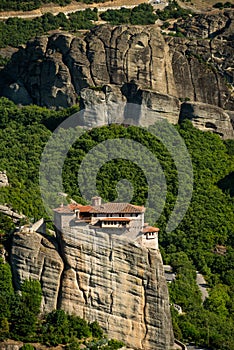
[[100, 3, 157, 25], [0, 9, 98, 48]]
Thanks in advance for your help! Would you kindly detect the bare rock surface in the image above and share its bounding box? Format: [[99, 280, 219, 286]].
[[78, 83, 180, 127], [0, 19, 233, 109], [0, 204, 26, 223], [0, 341, 23, 350], [0, 171, 9, 187], [0, 14, 233, 138], [10, 227, 174, 350], [180, 101, 234, 139], [11, 232, 64, 312]]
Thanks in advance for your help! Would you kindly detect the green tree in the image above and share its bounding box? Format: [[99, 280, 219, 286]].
[[20, 344, 35, 350], [0, 259, 14, 340], [204, 284, 230, 317], [21, 279, 42, 315], [89, 320, 104, 339], [10, 280, 42, 340]]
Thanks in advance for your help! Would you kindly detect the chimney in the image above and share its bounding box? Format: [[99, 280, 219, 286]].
[[91, 196, 101, 206], [75, 209, 80, 219]]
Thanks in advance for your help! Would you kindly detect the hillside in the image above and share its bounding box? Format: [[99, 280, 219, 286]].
[[0, 98, 233, 348], [0, 1, 234, 349]]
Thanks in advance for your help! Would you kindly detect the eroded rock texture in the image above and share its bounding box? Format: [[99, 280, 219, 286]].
[[78, 83, 180, 127], [76, 82, 233, 138], [10, 229, 174, 350], [1, 17, 233, 108], [180, 101, 234, 139], [0, 12, 233, 137], [11, 232, 64, 312]]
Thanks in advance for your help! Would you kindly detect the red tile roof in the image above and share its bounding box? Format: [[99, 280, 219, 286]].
[[54, 202, 145, 215], [99, 217, 131, 222], [76, 205, 92, 213], [53, 206, 73, 214], [90, 203, 145, 214], [142, 226, 159, 233]]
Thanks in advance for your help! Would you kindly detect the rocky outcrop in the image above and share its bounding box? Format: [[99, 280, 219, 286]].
[[10, 228, 174, 350], [0, 14, 233, 137], [171, 10, 233, 110], [11, 232, 64, 312], [0, 341, 23, 350], [0, 18, 233, 110], [74, 83, 233, 138], [0, 171, 9, 187], [0, 204, 26, 223], [78, 83, 180, 127], [174, 10, 233, 39], [179, 101, 234, 139]]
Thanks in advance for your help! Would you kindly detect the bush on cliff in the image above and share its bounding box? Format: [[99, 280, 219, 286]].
[[20, 345, 35, 350]]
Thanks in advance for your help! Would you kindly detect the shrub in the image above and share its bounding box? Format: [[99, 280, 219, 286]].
[[20, 345, 35, 350]]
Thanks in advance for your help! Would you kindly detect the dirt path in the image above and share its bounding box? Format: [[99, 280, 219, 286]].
[[0, 0, 148, 19]]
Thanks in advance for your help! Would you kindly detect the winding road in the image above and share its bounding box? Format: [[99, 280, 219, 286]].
[[196, 271, 209, 302]]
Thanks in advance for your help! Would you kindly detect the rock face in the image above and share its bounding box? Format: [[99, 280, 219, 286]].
[[11, 232, 64, 312], [169, 11, 234, 111], [180, 101, 234, 139], [0, 17, 233, 109], [10, 228, 174, 350], [0, 171, 9, 187], [75, 83, 233, 138], [78, 83, 180, 127], [0, 13, 233, 137], [0, 341, 23, 350], [0, 204, 26, 223]]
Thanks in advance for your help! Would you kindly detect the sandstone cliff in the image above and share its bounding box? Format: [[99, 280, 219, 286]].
[[10, 228, 174, 350], [11, 231, 64, 312], [0, 15, 233, 109], [77, 83, 234, 139], [0, 13, 233, 138]]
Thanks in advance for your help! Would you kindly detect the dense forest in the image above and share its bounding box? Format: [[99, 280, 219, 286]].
[[0, 97, 233, 348]]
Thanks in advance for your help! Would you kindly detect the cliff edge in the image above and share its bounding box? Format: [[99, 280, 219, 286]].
[[0, 14, 233, 138], [10, 227, 174, 350]]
